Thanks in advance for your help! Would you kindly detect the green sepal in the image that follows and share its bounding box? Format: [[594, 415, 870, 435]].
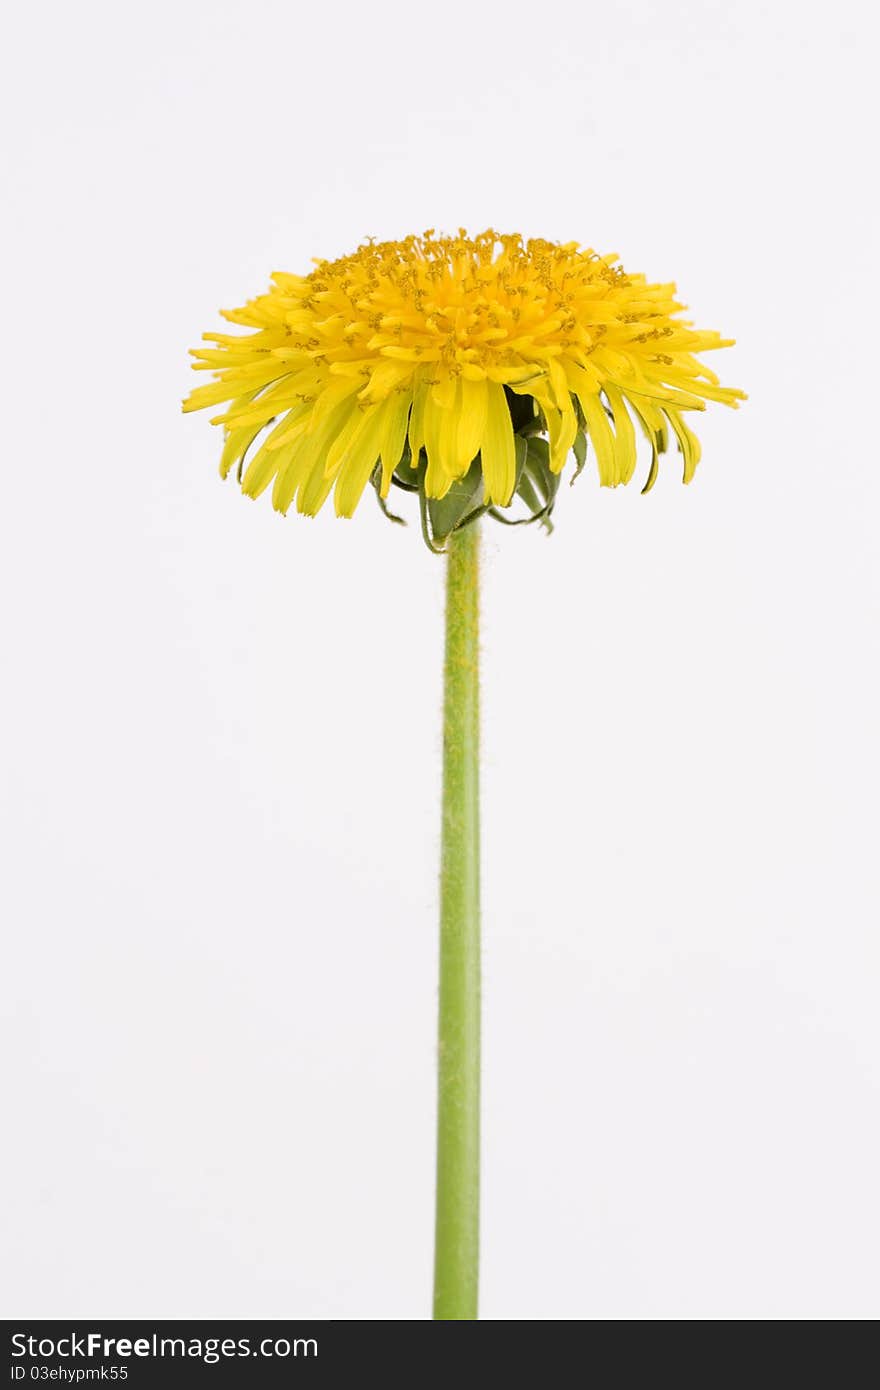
[[513, 469, 544, 517], [525, 436, 560, 500], [571, 430, 588, 483], [513, 432, 529, 490], [391, 445, 422, 492], [370, 465, 407, 524], [525, 434, 551, 473], [419, 487, 447, 554], [427, 457, 485, 542], [523, 436, 560, 531], [371, 420, 575, 550], [489, 435, 559, 532]]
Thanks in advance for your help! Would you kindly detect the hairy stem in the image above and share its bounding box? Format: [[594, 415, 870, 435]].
[[432, 523, 481, 1321]]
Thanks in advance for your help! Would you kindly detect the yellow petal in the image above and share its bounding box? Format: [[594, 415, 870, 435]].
[[263, 405, 312, 451], [215, 375, 313, 430], [182, 364, 288, 413], [359, 359, 413, 402], [379, 392, 412, 495], [424, 451, 454, 499], [272, 399, 353, 515], [431, 374, 457, 409], [296, 458, 336, 517], [481, 381, 516, 505], [218, 392, 262, 478], [578, 391, 618, 486], [324, 405, 371, 476], [220, 422, 261, 479], [244, 433, 300, 500], [546, 404, 578, 474], [457, 377, 487, 475], [307, 375, 361, 429], [603, 384, 637, 484], [627, 391, 668, 492], [564, 360, 603, 396], [242, 410, 308, 497], [407, 381, 428, 458], [334, 406, 386, 517], [665, 407, 702, 483], [626, 391, 667, 449], [273, 448, 315, 515], [423, 386, 461, 491], [546, 355, 571, 411]]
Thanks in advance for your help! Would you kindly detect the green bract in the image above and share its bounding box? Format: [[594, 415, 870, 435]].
[[372, 391, 586, 552]]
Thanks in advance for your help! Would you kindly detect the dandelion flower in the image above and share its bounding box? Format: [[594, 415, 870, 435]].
[[184, 230, 744, 543]]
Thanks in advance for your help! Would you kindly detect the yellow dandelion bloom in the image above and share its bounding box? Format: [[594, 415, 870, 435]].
[[183, 230, 744, 541]]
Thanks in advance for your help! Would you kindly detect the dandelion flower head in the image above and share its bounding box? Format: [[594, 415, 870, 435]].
[[184, 230, 744, 543]]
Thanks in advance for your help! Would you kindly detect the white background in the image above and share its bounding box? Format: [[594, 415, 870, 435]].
[[2, 0, 878, 1320]]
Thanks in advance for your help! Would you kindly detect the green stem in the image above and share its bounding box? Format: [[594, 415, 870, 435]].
[[433, 523, 481, 1321]]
